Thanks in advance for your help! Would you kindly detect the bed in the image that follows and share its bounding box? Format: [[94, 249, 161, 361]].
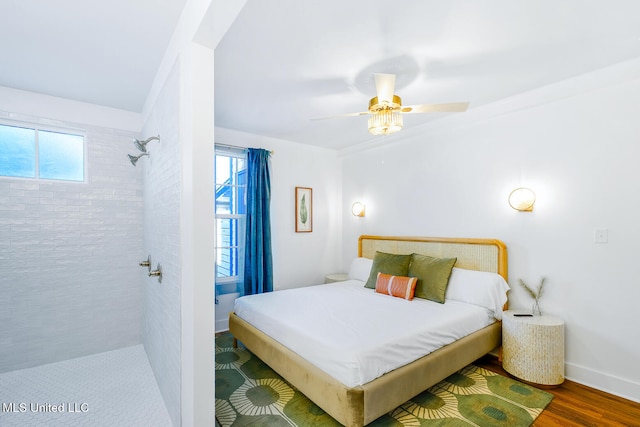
[[229, 235, 509, 427]]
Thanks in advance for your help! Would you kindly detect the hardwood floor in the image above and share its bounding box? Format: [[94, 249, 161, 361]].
[[475, 355, 640, 427]]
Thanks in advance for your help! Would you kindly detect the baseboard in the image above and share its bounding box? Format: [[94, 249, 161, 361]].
[[215, 319, 229, 334], [565, 362, 640, 403]]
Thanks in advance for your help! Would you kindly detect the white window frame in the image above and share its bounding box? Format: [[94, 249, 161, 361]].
[[0, 118, 87, 183], [214, 145, 247, 293]]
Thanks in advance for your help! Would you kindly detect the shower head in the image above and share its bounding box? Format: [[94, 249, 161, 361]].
[[133, 135, 160, 153], [128, 152, 149, 166]]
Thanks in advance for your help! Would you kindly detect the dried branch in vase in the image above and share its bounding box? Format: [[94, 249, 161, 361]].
[[518, 277, 546, 315]]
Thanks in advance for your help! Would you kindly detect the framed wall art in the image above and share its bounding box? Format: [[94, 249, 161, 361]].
[[295, 187, 312, 232]]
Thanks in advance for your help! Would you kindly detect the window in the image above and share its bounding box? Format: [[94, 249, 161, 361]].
[[215, 146, 247, 295], [0, 122, 84, 182]]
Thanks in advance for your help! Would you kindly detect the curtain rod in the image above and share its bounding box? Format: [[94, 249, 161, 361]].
[[215, 143, 274, 155]]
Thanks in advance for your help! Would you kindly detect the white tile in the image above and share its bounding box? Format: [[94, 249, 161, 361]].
[[0, 345, 172, 427]]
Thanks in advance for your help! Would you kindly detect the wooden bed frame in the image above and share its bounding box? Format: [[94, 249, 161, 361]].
[[229, 235, 508, 427]]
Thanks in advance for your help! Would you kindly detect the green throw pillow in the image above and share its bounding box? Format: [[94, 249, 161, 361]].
[[408, 254, 457, 303], [364, 251, 412, 289]]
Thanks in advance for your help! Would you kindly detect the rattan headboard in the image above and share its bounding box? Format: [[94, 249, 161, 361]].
[[358, 235, 508, 280]]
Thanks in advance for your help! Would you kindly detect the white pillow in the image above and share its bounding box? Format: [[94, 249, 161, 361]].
[[348, 257, 373, 282], [445, 267, 510, 320]]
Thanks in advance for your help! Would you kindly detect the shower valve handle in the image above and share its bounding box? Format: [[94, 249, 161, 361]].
[[139, 255, 151, 272], [149, 264, 163, 284]]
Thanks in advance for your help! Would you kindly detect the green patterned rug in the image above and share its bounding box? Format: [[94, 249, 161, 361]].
[[215, 333, 553, 426]]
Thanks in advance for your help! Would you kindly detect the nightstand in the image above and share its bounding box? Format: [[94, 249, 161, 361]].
[[325, 273, 349, 283], [502, 310, 565, 387]]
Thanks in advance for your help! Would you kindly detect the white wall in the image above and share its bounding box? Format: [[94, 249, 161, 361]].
[[340, 60, 640, 402], [139, 2, 241, 425], [0, 96, 144, 373], [0, 86, 141, 132], [179, 41, 215, 427], [214, 127, 343, 289]]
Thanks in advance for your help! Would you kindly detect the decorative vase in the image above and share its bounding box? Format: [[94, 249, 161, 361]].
[[532, 300, 542, 316]]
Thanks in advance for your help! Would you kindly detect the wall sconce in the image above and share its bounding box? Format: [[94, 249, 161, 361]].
[[352, 202, 365, 217], [508, 187, 535, 212]]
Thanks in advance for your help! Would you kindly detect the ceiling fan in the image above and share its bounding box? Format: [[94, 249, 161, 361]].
[[313, 73, 469, 136]]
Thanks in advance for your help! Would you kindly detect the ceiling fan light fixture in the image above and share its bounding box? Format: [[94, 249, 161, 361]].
[[311, 73, 468, 136], [368, 109, 403, 136], [368, 95, 402, 111]]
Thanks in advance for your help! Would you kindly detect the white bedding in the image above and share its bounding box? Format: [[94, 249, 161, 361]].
[[233, 279, 496, 387]]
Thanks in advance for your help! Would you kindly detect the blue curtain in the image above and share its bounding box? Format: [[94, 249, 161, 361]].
[[243, 148, 273, 295]]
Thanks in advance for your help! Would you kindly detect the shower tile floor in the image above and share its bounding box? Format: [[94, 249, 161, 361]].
[[0, 345, 172, 427]]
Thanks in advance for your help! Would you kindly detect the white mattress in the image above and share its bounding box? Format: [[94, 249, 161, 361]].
[[233, 280, 496, 387]]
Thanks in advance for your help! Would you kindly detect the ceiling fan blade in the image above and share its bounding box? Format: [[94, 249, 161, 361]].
[[374, 73, 396, 104], [401, 102, 469, 113], [310, 111, 369, 121]]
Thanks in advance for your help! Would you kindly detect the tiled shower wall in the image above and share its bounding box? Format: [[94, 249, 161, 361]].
[[141, 60, 182, 427], [0, 112, 144, 373]]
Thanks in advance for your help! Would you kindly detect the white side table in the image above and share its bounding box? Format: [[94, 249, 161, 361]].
[[325, 273, 349, 283], [502, 310, 565, 386]]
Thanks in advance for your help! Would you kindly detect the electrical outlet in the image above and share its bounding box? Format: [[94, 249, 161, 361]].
[[594, 229, 608, 244]]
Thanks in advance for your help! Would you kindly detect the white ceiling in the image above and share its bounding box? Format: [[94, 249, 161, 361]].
[[215, 0, 640, 149], [2, 1, 640, 150], [0, 0, 186, 112]]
